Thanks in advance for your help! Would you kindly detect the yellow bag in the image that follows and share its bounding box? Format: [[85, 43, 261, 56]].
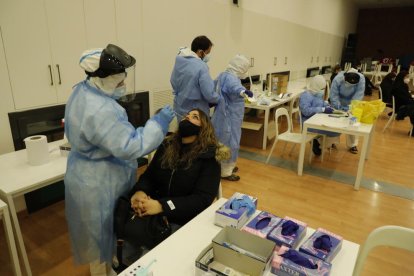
[[350, 99, 385, 124]]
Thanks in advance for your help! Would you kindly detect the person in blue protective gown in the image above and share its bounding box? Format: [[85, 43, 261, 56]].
[[64, 44, 174, 275], [211, 54, 253, 181], [330, 68, 365, 154], [299, 75, 340, 156], [170, 35, 219, 120]]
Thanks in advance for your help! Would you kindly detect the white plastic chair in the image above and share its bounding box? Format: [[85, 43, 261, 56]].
[[325, 80, 331, 101], [265, 107, 319, 165], [378, 85, 383, 101], [289, 96, 300, 132], [352, 225, 414, 276], [382, 96, 396, 132]]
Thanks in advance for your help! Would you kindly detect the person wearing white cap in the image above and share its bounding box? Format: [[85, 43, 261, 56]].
[[64, 44, 174, 275], [299, 75, 339, 155], [330, 68, 365, 154], [211, 54, 253, 181]]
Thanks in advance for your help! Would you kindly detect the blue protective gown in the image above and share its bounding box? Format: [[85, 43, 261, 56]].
[[299, 91, 340, 137], [170, 50, 219, 119], [211, 72, 245, 162], [330, 72, 365, 110], [64, 80, 165, 264]]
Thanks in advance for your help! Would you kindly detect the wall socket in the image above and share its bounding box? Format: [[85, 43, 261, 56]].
[[284, 57, 287, 65], [250, 57, 254, 67], [274, 57, 277, 66], [311, 56, 314, 63]]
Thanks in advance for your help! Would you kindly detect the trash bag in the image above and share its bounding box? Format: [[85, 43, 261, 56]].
[[350, 99, 385, 124]]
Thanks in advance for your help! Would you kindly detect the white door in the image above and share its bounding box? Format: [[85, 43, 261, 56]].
[[0, 0, 57, 110], [45, 0, 87, 103]]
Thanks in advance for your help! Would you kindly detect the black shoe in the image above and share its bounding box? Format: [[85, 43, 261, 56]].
[[312, 139, 321, 156], [387, 112, 393, 117], [396, 113, 405, 121], [232, 166, 239, 173], [349, 146, 358, 154], [221, 174, 240, 181]]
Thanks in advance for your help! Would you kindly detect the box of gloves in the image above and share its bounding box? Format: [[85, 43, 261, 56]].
[[267, 216, 307, 249], [215, 192, 258, 229], [271, 245, 331, 276], [241, 211, 282, 239], [299, 228, 343, 263]]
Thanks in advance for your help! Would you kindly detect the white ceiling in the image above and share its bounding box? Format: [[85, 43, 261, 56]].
[[353, 0, 414, 9]]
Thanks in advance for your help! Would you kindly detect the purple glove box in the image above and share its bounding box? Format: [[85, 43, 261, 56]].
[[241, 211, 282, 239], [267, 216, 307, 248], [299, 228, 343, 263]]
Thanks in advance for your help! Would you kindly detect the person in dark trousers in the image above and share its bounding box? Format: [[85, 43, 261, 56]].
[[392, 71, 414, 136]]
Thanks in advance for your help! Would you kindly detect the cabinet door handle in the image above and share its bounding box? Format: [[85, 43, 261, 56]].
[[56, 64, 62, 84], [48, 65, 54, 85]]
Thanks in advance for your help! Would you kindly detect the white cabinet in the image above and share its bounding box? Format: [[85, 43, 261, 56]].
[[0, 0, 86, 110]]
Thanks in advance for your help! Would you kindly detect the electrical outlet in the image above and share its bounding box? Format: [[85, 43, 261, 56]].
[[250, 57, 254, 67], [274, 57, 277, 66], [284, 57, 287, 65], [311, 56, 313, 63]]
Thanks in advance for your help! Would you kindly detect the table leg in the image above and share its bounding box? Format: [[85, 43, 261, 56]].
[[6, 195, 32, 276], [298, 126, 308, 175], [262, 109, 269, 150], [2, 206, 22, 276], [365, 128, 374, 160], [354, 135, 369, 190]]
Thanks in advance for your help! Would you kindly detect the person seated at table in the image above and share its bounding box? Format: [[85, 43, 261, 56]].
[[392, 71, 414, 136], [330, 64, 341, 84], [300, 75, 340, 156], [330, 68, 365, 154], [380, 72, 396, 104], [124, 109, 229, 262]]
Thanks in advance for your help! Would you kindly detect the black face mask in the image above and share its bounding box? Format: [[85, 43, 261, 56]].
[[178, 120, 200, 137]]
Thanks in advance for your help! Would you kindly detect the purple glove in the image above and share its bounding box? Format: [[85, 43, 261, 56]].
[[244, 90, 254, 98], [323, 106, 334, 114]]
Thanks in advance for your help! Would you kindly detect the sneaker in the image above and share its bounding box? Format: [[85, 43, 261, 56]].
[[312, 139, 321, 156], [232, 166, 239, 173], [221, 174, 240, 181], [349, 146, 358, 154], [331, 144, 338, 150]]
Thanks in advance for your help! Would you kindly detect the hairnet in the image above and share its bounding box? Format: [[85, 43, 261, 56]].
[[79, 48, 103, 73], [308, 75, 326, 92], [226, 54, 250, 79]]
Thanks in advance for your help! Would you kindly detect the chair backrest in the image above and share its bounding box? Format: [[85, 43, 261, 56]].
[[352, 225, 414, 276], [325, 80, 331, 101], [391, 95, 395, 113], [275, 107, 292, 137]]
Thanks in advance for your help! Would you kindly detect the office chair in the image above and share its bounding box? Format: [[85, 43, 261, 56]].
[[352, 225, 414, 276]]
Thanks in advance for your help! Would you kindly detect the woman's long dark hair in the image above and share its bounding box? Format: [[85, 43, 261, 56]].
[[160, 109, 218, 170]]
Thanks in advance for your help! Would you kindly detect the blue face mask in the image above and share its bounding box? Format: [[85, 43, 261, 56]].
[[112, 85, 126, 99], [315, 90, 324, 98], [202, 53, 211, 63]]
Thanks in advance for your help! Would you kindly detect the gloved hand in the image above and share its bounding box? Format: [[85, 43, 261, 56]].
[[323, 106, 334, 114], [153, 105, 174, 134], [244, 90, 254, 98], [341, 105, 349, 112]]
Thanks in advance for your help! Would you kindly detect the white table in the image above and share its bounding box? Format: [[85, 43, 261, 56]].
[[298, 114, 374, 190], [0, 199, 21, 276], [0, 140, 67, 276], [245, 80, 306, 150], [120, 198, 360, 276]]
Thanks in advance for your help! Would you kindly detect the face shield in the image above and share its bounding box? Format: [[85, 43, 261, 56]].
[[117, 65, 136, 102]]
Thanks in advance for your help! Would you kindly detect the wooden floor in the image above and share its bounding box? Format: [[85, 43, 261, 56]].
[[0, 91, 413, 275]]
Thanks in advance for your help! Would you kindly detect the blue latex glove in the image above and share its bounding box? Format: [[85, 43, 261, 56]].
[[323, 106, 334, 114], [313, 234, 332, 252], [244, 90, 254, 98], [341, 105, 349, 112], [153, 105, 174, 134], [280, 250, 318, 269], [281, 220, 299, 236]]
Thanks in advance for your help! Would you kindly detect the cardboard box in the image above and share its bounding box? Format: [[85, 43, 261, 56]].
[[271, 246, 331, 276], [241, 211, 282, 239], [267, 216, 307, 249], [240, 116, 275, 149], [299, 228, 343, 263], [195, 227, 275, 276], [215, 192, 258, 229]]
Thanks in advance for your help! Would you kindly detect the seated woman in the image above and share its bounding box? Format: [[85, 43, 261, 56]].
[[300, 75, 341, 155], [392, 71, 414, 136], [124, 109, 228, 262], [380, 72, 396, 104]]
